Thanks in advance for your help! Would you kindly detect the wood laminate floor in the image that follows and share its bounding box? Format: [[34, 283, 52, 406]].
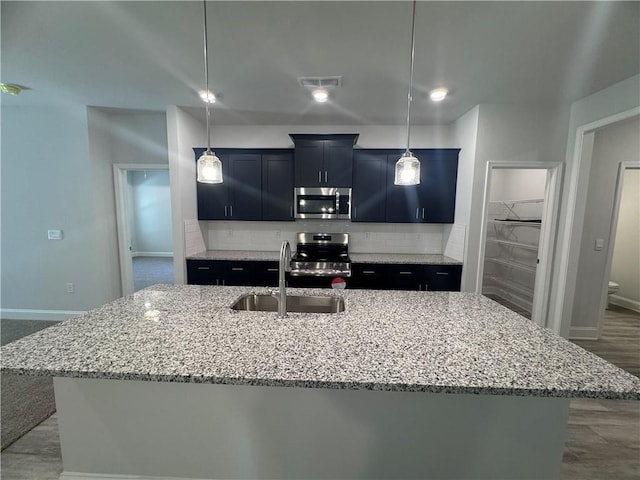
[[1, 308, 639, 479]]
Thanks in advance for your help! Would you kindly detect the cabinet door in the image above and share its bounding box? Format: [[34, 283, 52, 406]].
[[385, 154, 422, 223], [294, 140, 324, 186], [196, 151, 230, 220], [262, 153, 294, 221], [220, 261, 257, 286], [186, 260, 223, 285], [420, 150, 459, 223], [228, 154, 262, 220], [424, 265, 462, 291], [352, 151, 388, 222], [255, 261, 280, 287], [387, 264, 424, 291], [351, 263, 388, 289], [324, 140, 353, 187]]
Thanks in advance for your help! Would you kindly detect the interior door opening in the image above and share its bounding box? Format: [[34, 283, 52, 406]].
[[477, 163, 562, 327], [114, 165, 174, 295]]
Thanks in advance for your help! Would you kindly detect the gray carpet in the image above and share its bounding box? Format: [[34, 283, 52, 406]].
[[1, 320, 59, 450], [133, 256, 174, 291]]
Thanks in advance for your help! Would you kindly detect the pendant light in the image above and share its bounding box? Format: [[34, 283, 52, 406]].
[[394, 0, 420, 186], [196, 0, 223, 184]]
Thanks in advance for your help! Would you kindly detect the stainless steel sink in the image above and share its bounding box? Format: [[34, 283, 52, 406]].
[[230, 294, 344, 314]]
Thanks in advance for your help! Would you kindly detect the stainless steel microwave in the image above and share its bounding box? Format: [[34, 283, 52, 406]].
[[294, 187, 351, 220]]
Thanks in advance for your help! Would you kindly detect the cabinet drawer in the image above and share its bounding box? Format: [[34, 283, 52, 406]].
[[424, 265, 462, 291], [186, 260, 223, 285]]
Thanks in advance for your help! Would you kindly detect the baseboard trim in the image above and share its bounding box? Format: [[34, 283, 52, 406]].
[[0, 309, 85, 321], [608, 295, 640, 313], [569, 326, 599, 340], [132, 252, 173, 258], [60, 472, 209, 480]]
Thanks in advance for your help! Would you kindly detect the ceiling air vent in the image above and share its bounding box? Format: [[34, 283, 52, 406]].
[[298, 76, 342, 88]]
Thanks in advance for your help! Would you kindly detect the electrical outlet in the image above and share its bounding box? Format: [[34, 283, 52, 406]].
[[66, 283, 75, 293], [48, 229, 63, 240], [365, 232, 370, 240], [275, 230, 281, 238]]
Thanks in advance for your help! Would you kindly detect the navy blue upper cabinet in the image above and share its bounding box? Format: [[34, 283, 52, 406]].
[[195, 150, 230, 220], [290, 134, 359, 187], [352, 150, 389, 222], [419, 149, 459, 223], [385, 149, 459, 223], [195, 148, 294, 221], [262, 152, 294, 221]]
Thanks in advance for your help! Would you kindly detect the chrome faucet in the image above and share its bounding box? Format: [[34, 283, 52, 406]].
[[276, 240, 291, 318]]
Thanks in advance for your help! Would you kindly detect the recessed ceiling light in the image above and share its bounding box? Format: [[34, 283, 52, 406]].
[[429, 88, 448, 102], [198, 89, 216, 103], [312, 88, 329, 103]]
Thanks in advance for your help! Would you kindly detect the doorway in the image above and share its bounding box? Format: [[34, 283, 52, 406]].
[[477, 162, 562, 327], [600, 164, 640, 321], [113, 164, 174, 295]]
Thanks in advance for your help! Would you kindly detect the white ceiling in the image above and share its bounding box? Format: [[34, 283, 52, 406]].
[[2, 1, 639, 125]]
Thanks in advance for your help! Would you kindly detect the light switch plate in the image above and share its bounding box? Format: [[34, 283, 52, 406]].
[[594, 238, 604, 251], [48, 229, 63, 240]]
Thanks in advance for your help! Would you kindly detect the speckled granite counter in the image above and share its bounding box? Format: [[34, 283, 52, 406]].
[[2, 285, 638, 400], [187, 250, 461, 265]]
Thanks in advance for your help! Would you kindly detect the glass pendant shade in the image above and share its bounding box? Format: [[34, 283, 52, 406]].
[[196, 151, 223, 184], [394, 152, 421, 185]]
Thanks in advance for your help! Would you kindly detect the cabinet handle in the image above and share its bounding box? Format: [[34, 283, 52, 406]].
[[290, 205, 293, 217], [435, 272, 449, 276], [353, 206, 357, 219], [318, 171, 322, 183], [422, 208, 425, 220], [222, 279, 225, 286], [230, 205, 233, 217], [362, 270, 376, 274], [267, 268, 278, 272], [415, 207, 419, 219], [216, 279, 219, 286], [424, 284, 428, 291], [324, 170, 328, 183], [197, 266, 210, 270], [224, 205, 228, 217], [231, 267, 244, 271], [399, 271, 413, 275]]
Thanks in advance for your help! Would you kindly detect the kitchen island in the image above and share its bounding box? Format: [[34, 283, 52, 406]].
[[2, 285, 639, 479]]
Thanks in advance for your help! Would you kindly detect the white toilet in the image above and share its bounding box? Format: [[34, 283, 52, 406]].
[[607, 281, 620, 308]]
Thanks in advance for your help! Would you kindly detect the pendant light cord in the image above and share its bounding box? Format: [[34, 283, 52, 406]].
[[405, 0, 417, 154], [203, 0, 212, 152]]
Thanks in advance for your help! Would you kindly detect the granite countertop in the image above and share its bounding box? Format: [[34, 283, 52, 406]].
[[2, 285, 639, 400], [187, 250, 462, 265]]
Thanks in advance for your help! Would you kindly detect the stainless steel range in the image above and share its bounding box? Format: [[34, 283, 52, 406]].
[[290, 233, 351, 277]]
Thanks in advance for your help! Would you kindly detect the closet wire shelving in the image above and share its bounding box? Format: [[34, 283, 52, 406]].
[[482, 199, 543, 319]]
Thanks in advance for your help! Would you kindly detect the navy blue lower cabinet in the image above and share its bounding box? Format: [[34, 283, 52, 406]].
[[423, 265, 462, 291], [187, 260, 279, 287], [351, 263, 462, 291]]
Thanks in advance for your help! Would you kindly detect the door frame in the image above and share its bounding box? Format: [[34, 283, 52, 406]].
[[476, 161, 563, 327], [596, 161, 640, 335], [113, 164, 171, 296]]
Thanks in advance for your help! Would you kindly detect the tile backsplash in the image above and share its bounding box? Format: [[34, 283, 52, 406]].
[[200, 220, 449, 254]]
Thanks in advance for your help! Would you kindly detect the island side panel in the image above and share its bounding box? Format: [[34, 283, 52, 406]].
[[55, 377, 569, 480]]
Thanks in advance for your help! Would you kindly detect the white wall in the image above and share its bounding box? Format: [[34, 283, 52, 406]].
[[555, 74, 640, 337], [572, 116, 640, 334], [489, 169, 547, 202], [128, 170, 173, 254], [1, 105, 110, 315], [611, 169, 640, 309], [0, 105, 168, 319]]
